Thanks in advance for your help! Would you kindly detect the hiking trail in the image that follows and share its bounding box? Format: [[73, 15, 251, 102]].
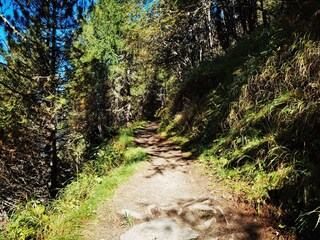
[[83, 123, 276, 240]]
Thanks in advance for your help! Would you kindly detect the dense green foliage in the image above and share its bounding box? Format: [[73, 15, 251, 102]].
[[0, 0, 157, 210]]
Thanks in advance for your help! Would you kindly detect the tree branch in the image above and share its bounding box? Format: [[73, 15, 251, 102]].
[[0, 79, 27, 97], [0, 13, 26, 41]]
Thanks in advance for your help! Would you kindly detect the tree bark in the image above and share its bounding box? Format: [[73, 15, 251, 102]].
[[48, 0, 59, 197], [260, 0, 268, 26]]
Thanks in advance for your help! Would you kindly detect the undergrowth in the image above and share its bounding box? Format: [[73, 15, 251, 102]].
[[0, 122, 148, 240], [160, 24, 320, 238]]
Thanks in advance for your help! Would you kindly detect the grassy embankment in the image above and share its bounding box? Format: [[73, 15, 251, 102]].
[[0, 122, 148, 240], [159, 24, 320, 237]]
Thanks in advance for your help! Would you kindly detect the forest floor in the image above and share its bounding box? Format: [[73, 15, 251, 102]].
[[82, 123, 284, 240]]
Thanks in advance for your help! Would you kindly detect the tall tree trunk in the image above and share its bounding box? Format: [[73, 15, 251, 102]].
[[248, 0, 257, 32], [260, 0, 268, 26], [206, 2, 213, 50], [48, 1, 59, 196]]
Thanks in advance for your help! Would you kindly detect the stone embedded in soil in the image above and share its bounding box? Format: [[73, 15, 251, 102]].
[[197, 218, 217, 231], [119, 218, 200, 240], [120, 209, 147, 220], [183, 211, 198, 223], [188, 203, 215, 212]]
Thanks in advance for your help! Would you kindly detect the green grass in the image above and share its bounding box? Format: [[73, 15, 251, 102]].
[[0, 122, 148, 240], [124, 147, 148, 164], [47, 162, 143, 239]]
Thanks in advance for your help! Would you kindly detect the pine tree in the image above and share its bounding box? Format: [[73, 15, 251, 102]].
[[0, 0, 84, 206], [70, 0, 149, 145]]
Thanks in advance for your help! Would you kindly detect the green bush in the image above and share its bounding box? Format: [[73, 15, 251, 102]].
[[2, 201, 49, 240]]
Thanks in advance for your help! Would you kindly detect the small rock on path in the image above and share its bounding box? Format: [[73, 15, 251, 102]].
[[120, 218, 199, 240]]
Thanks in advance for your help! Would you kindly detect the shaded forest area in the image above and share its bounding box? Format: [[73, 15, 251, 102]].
[[0, 0, 320, 238]]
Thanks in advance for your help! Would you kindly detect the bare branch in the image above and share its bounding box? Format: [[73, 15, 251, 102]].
[[0, 13, 26, 41]]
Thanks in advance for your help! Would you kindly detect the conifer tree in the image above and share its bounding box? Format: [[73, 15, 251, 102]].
[[70, 0, 152, 144], [0, 0, 84, 205]]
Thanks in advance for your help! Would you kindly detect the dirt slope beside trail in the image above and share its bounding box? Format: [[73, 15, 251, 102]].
[[83, 123, 277, 240]]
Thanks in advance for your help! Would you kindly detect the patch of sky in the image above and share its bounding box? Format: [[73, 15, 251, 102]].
[[143, 0, 156, 10], [0, 0, 14, 63]]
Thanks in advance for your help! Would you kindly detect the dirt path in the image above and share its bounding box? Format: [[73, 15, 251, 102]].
[[83, 123, 277, 240]]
